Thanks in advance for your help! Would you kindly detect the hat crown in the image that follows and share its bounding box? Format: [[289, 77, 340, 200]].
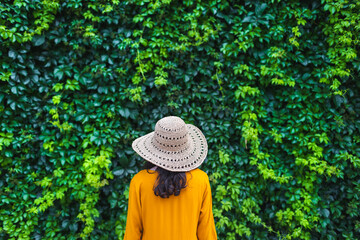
[[152, 116, 189, 152]]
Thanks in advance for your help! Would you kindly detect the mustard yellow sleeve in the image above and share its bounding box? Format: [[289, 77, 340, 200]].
[[123, 176, 143, 240], [197, 174, 218, 240]]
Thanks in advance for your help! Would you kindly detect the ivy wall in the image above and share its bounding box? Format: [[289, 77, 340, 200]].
[[0, 0, 360, 239]]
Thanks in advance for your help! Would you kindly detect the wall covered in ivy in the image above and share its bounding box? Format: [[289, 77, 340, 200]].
[[0, 0, 360, 239]]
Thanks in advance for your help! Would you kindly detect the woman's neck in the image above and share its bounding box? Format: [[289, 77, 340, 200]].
[[150, 166, 157, 171]]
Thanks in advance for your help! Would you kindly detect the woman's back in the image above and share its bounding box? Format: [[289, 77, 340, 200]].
[[124, 168, 217, 240]]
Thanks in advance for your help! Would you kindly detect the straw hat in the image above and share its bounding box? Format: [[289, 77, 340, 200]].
[[132, 116, 208, 172]]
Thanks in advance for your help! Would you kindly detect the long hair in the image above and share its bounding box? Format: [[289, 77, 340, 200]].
[[143, 161, 187, 198]]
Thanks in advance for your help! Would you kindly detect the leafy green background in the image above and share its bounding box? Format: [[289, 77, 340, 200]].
[[0, 0, 360, 239]]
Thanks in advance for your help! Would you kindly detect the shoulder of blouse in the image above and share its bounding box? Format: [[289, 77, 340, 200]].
[[190, 168, 209, 179], [187, 168, 210, 187], [131, 169, 153, 181]]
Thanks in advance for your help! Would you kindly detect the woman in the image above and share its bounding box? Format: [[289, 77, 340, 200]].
[[124, 116, 217, 240]]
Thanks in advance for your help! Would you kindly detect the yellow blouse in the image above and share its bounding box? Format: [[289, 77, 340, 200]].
[[123, 168, 217, 240]]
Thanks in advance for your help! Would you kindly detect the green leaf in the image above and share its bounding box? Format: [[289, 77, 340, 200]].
[[33, 36, 45, 46]]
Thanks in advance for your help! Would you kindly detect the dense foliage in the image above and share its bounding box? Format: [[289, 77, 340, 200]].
[[1, 0, 359, 239]]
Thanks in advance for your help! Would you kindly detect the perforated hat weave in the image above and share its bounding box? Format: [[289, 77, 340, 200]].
[[132, 116, 208, 172]]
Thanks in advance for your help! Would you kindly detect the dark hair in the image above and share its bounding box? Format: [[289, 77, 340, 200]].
[[143, 161, 187, 198]]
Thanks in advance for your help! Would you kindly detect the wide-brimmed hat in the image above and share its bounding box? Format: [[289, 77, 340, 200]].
[[132, 116, 208, 172]]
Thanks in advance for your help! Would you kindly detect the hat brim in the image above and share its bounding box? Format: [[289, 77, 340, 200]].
[[132, 124, 208, 172]]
